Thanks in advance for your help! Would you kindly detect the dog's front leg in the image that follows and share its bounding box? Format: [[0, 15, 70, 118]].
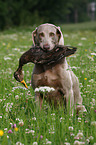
[[65, 88, 74, 115], [35, 92, 43, 109]]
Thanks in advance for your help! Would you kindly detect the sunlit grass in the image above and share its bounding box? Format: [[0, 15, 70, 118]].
[[0, 22, 96, 145]]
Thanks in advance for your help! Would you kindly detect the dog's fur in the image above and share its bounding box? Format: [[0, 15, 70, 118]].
[[31, 23, 83, 113]]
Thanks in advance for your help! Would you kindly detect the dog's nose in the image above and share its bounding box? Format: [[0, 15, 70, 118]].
[[43, 44, 50, 50]]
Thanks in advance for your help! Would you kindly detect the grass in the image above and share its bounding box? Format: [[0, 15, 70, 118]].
[[0, 21, 96, 145]]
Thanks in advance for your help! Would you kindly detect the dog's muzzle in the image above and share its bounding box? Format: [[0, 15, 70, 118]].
[[43, 44, 50, 51]]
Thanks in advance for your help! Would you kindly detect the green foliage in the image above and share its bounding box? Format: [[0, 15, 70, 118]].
[[0, 0, 94, 30]]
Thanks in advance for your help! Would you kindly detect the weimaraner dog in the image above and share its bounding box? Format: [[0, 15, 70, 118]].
[[31, 23, 86, 114]]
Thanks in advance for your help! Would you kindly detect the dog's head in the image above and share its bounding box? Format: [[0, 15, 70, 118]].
[[32, 23, 64, 51]]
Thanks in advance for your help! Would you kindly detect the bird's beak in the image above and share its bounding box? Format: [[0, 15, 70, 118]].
[[21, 80, 28, 89]]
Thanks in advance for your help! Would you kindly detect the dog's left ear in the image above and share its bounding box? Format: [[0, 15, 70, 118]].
[[32, 28, 38, 45], [56, 26, 64, 45]]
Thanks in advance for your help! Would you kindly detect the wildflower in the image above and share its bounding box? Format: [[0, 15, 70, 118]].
[[84, 78, 87, 80], [16, 142, 24, 145], [78, 43, 83, 46], [14, 127, 19, 131], [12, 124, 16, 128], [76, 132, 83, 139], [35, 86, 55, 93], [85, 49, 87, 52], [4, 102, 13, 112], [15, 95, 19, 99], [74, 136, 79, 140], [74, 140, 80, 145], [46, 141, 52, 144], [89, 136, 94, 141], [40, 135, 43, 139], [92, 98, 95, 105], [32, 117, 36, 120], [68, 126, 74, 131], [78, 117, 81, 122], [81, 37, 87, 40], [19, 120, 24, 126], [85, 120, 88, 123], [33, 142, 38, 145], [8, 130, 13, 134], [0, 130, 4, 136], [91, 53, 96, 56], [91, 121, 96, 127], [29, 130, 35, 135], [4, 56, 12, 60], [70, 133, 74, 136], [64, 143, 70, 145]]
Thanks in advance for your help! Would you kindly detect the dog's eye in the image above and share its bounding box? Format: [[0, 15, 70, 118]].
[[49, 32, 55, 37], [39, 32, 44, 37]]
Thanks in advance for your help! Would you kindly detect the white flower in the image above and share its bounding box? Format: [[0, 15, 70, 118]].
[[35, 86, 55, 93], [43, 139, 52, 144], [78, 117, 81, 122], [87, 55, 94, 61], [74, 140, 80, 145], [12, 86, 28, 91], [4, 57, 12, 60], [81, 37, 87, 40], [92, 98, 95, 105], [89, 136, 94, 141], [32, 117, 36, 120], [78, 43, 83, 46], [64, 143, 70, 145], [68, 126, 74, 131], [19, 120, 24, 126], [91, 121, 96, 127], [33, 142, 38, 145], [0, 99, 2, 102], [4, 103, 13, 112], [15, 95, 19, 99], [76, 132, 83, 139], [16, 142, 24, 145], [91, 52, 96, 56], [29, 130, 35, 135], [46, 141, 52, 144], [34, 88, 39, 92]]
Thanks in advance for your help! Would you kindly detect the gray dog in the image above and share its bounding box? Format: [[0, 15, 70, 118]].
[[31, 23, 86, 114]]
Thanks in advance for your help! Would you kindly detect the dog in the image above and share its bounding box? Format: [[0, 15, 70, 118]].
[[31, 23, 85, 114]]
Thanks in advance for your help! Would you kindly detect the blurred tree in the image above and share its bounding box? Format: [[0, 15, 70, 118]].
[[0, 0, 93, 30], [66, 0, 89, 23]]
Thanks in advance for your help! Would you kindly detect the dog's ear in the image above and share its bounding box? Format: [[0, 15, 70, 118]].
[[65, 47, 77, 57], [56, 26, 64, 45], [32, 28, 38, 45]]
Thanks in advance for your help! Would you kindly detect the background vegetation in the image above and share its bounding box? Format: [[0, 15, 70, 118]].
[[0, 0, 96, 30]]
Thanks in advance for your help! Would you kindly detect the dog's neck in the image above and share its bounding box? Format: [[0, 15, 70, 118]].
[[42, 57, 66, 71]]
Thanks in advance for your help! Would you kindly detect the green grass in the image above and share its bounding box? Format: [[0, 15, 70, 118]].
[[0, 21, 96, 145]]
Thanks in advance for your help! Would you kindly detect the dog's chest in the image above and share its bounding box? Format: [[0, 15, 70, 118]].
[[33, 69, 62, 88]]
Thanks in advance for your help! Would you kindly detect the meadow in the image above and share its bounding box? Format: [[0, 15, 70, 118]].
[[0, 22, 96, 145]]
